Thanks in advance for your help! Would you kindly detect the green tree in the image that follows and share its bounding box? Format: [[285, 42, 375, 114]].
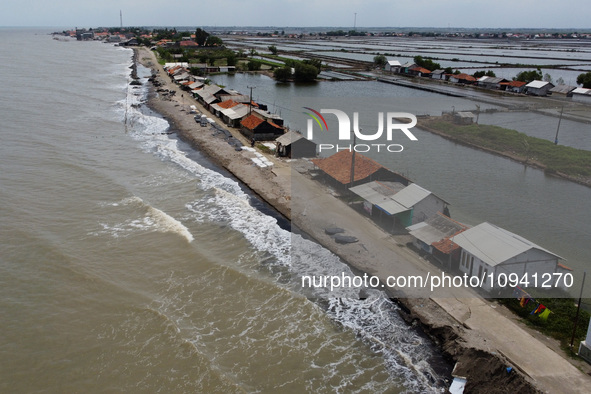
[[413, 55, 441, 71], [294, 63, 318, 81], [268, 45, 278, 55], [373, 54, 387, 68], [544, 73, 553, 83], [303, 58, 322, 70], [274, 66, 292, 82], [247, 60, 262, 71], [576, 72, 591, 88], [205, 36, 223, 47], [473, 70, 497, 78], [195, 28, 209, 46], [515, 69, 543, 83]]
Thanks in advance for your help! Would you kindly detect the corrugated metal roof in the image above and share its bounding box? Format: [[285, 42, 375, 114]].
[[572, 87, 591, 95], [549, 84, 577, 94], [408, 213, 469, 250], [221, 104, 249, 120], [451, 222, 563, 267], [350, 182, 436, 216], [349, 181, 405, 206], [276, 131, 311, 146], [481, 77, 506, 84], [392, 183, 431, 208], [525, 80, 552, 89]]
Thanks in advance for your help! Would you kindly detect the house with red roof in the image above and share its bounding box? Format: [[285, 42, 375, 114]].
[[499, 80, 526, 93], [449, 73, 476, 84], [240, 114, 285, 141], [310, 150, 410, 189]]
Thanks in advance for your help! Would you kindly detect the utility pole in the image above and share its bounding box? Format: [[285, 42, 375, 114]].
[[554, 105, 564, 145], [353, 13, 357, 31], [247, 86, 256, 115], [350, 130, 358, 186], [120, 10, 122, 29], [570, 271, 586, 350]]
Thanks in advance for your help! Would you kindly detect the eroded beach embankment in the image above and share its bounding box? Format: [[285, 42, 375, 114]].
[[132, 47, 545, 393]]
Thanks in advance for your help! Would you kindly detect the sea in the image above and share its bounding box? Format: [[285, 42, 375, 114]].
[[0, 29, 450, 392]]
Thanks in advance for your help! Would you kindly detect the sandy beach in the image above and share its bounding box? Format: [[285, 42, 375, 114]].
[[134, 46, 591, 393]]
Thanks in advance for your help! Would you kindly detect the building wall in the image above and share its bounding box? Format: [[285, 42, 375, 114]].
[[458, 248, 562, 292], [412, 194, 446, 225], [528, 86, 552, 96], [572, 93, 591, 104], [290, 139, 317, 158]]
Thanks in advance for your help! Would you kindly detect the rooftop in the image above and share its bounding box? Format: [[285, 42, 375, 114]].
[[451, 222, 563, 267], [311, 151, 386, 185]]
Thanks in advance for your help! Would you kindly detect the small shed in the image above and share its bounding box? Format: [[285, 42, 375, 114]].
[[453, 112, 475, 125], [572, 87, 591, 104], [431, 69, 447, 80], [385, 60, 402, 73], [275, 131, 317, 158], [525, 80, 555, 96], [549, 84, 577, 97]]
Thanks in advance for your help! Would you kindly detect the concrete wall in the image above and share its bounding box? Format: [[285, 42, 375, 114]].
[[412, 194, 446, 225], [459, 248, 562, 292]]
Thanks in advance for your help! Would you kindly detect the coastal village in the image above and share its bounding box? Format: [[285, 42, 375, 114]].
[[152, 57, 578, 298], [57, 25, 591, 392]]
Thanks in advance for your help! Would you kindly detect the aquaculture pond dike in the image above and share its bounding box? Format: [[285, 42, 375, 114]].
[[418, 115, 591, 188], [134, 47, 591, 393]]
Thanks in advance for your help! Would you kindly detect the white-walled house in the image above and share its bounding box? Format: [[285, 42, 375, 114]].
[[385, 60, 402, 73], [452, 222, 569, 293], [525, 80, 554, 96]]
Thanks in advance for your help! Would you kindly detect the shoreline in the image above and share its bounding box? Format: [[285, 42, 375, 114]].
[[132, 47, 590, 393]]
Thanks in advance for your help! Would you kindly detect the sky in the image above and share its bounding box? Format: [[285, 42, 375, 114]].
[[2, 0, 590, 29]]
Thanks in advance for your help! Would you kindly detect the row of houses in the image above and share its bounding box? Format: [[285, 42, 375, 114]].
[[385, 60, 589, 98], [310, 150, 571, 293], [162, 63, 318, 157]]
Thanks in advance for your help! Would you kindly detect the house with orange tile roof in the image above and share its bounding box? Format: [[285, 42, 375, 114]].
[[409, 66, 432, 77], [310, 150, 410, 189], [499, 80, 526, 93], [179, 40, 199, 49], [449, 73, 476, 84], [240, 114, 285, 141]]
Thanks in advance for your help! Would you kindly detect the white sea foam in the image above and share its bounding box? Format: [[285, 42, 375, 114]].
[[147, 205, 194, 243], [92, 196, 193, 243]]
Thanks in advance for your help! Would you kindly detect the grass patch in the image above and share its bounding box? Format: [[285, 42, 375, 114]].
[[498, 297, 591, 353], [424, 119, 591, 178]]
